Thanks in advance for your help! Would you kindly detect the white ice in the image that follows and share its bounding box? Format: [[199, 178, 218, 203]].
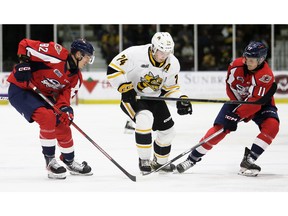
[[1, 103, 288, 215]]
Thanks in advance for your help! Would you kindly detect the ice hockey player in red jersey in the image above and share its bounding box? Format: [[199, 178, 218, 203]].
[[7, 38, 95, 179], [176, 41, 280, 176], [107, 32, 192, 174]]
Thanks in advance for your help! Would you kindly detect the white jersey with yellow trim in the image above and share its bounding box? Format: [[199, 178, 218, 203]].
[[107, 44, 183, 98]]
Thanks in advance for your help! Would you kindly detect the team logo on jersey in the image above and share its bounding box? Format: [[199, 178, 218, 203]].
[[53, 69, 63, 78], [259, 75, 272, 83], [41, 78, 65, 90], [54, 43, 62, 55], [236, 76, 244, 83], [137, 71, 163, 92], [235, 84, 250, 97]]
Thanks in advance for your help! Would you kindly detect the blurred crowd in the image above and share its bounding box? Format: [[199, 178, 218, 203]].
[[2, 24, 285, 72], [94, 24, 272, 71]]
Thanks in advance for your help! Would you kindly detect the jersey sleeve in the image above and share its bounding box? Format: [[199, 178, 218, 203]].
[[69, 72, 83, 99], [161, 57, 182, 98], [106, 49, 132, 90], [54, 88, 72, 108], [17, 38, 68, 63], [226, 59, 244, 101]]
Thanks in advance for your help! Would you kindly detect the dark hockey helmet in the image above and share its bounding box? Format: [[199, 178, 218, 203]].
[[243, 41, 268, 64], [71, 38, 95, 64]]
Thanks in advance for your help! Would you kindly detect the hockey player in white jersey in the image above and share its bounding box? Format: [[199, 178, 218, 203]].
[[107, 32, 192, 174]]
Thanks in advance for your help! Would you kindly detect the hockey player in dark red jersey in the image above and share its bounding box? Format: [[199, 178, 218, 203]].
[[176, 41, 280, 176], [7, 38, 95, 179]]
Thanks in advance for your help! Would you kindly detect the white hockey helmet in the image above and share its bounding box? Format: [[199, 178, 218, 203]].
[[151, 32, 174, 55]]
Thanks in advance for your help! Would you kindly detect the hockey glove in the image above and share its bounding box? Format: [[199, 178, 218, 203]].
[[177, 95, 192, 115], [58, 106, 74, 126], [14, 62, 32, 82], [223, 112, 240, 132], [118, 82, 137, 103]]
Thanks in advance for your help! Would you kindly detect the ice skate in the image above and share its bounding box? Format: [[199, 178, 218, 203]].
[[238, 147, 261, 177], [151, 156, 176, 173], [139, 158, 152, 174], [63, 159, 93, 176], [46, 157, 67, 179], [176, 158, 196, 173], [124, 120, 135, 134]]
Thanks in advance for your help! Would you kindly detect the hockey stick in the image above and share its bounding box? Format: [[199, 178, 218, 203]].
[[142, 128, 224, 176], [28, 82, 136, 182], [142, 83, 277, 176], [137, 82, 277, 105]]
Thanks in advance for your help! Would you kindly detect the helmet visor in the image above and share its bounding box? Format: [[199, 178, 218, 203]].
[[88, 55, 95, 64], [81, 53, 95, 64]]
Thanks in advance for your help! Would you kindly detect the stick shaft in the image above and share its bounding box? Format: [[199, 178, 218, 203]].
[[29, 82, 136, 182], [143, 128, 224, 176], [137, 96, 261, 104]]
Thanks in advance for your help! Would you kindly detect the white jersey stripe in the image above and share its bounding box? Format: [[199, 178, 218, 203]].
[[27, 47, 62, 63]]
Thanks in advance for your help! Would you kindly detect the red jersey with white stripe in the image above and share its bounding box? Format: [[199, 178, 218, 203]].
[[226, 57, 275, 119], [7, 39, 82, 108]]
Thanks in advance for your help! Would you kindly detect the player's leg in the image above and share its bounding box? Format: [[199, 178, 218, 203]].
[[120, 101, 154, 174], [135, 109, 154, 173], [239, 106, 279, 176], [56, 124, 92, 176], [177, 104, 233, 173], [8, 84, 66, 179], [149, 101, 176, 172], [33, 107, 67, 179]]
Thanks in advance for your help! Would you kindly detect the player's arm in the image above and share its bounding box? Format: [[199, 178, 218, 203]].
[[54, 87, 74, 126], [161, 59, 182, 98], [161, 74, 181, 98], [107, 63, 127, 89], [226, 66, 242, 101], [17, 38, 67, 63], [107, 51, 132, 90], [69, 72, 82, 99], [161, 61, 192, 115], [107, 52, 137, 103]]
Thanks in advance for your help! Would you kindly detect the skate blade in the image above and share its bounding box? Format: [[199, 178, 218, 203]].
[[140, 170, 152, 175], [155, 167, 176, 174], [238, 168, 259, 177], [48, 172, 66, 179], [157, 170, 176, 174], [69, 171, 93, 176]]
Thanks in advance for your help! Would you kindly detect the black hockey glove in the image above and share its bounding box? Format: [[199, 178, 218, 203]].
[[223, 112, 240, 132], [118, 82, 137, 103], [177, 95, 192, 115], [58, 106, 74, 126], [14, 62, 31, 82]]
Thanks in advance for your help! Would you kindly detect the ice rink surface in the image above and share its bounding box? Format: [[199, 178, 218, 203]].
[[1, 103, 287, 215]]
